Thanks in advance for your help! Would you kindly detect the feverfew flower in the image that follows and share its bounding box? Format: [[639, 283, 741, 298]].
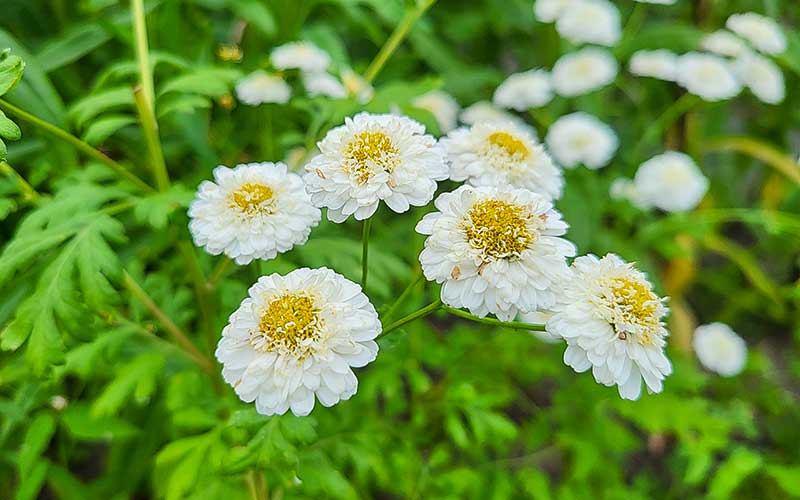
[[552, 47, 618, 97], [189, 163, 321, 265], [271, 41, 331, 72], [493, 69, 553, 111], [304, 112, 447, 222], [534, 0, 575, 23], [459, 101, 526, 128], [303, 72, 347, 99], [727, 12, 786, 55], [693, 323, 748, 377], [545, 112, 618, 169], [235, 71, 291, 105], [555, 0, 621, 47], [413, 90, 460, 133], [441, 121, 563, 199], [702, 30, 748, 57], [675, 52, 742, 102], [734, 52, 785, 104], [547, 254, 672, 400], [417, 185, 576, 321], [341, 68, 374, 104], [628, 49, 678, 81], [633, 151, 708, 212], [216, 267, 381, 416]]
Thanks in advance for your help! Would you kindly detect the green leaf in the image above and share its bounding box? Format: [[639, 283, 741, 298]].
[[765, 464, 800, 497], [91, 352, 165, 417], [81, 115, 137, 145], [133, 184, 193, 229], [231, 0, 277, 36], [708, 447, 763, 499], [15, 460, 48, 500], [69, 87, 135, 129], [0, 110, 21, 140], [158, 68, 240, 98], [61, 404, 139, 440], [35, 24, 110, 73], [17, 412, 56, 475], [0, 49, 25, 96]]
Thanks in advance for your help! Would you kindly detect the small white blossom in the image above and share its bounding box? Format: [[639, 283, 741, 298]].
[[235, 71, 291, 105], [271, 41, 331, 72], [459, 101, 526, 128], [693, 323, 748, 377], [555, 0, 621, 47], [552, 47, 618, 97], [341, 68, 374, 104], [545, 112, 618, 169], [675, 52, 742, 102], [413, 90, 461, 133], [609, 177, 646, 208], [303, 72, 347, 99], [702, 30, 748, 57], [727, 12, 786, 55], [417, 185, 576, 321], [628, 49, 679, 81], [633, 151, 708, 212], [493, 69, 553, 111], [534, 0, 575, 23], [734, 51, 785, 104]]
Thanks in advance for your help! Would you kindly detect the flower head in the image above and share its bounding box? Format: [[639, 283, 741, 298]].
[[271, 41, 331, 72], [693, 323, 747, 377], [545, 112, 618, 169], [734, 51, 785, 104], [303, 72, 347, 99], [555, 0, 621, 47], [304, 112, 448, 222], [459, 101, 526, 128], [547, 254, 672, 400], [628, 49, 678, 81], [442, 121, 562, 199], [675, 52, 742, 101], [633, 151, 708, 212], [493, 69, 553, 111], [216, 267, 381, 416], [413, 90, 460, 133], [552, 47, 618, 97], [235, 71, 291, 105], [534, 0, 575, 22], [189, 163, 320, 264], [702, 30, 748, 57], [727, 12, 786, 55], [417, 185, 576, 321]]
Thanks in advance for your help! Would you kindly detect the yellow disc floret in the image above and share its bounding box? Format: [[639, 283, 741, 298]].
[[602, 276, 662, 345], [462, 199, 533, 260], [254, 293, 322, 355], [487, 131, 530, 160], [343, 131, 401, 183], [230, 182, 274, 216]]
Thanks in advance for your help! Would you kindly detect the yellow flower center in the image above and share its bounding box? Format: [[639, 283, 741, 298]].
[[253, 293, 322, 355], [487, 132, 529, 159], [462, 199, 533, 260], [343, 131, 400, 183], [604, 277, 662, 345], [229, 182, 274, 215]]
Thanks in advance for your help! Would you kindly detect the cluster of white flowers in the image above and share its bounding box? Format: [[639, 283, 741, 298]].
[[627, 12, 785, 104]]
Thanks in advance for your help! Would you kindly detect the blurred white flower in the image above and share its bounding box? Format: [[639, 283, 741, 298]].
[[493, 69, 553, 111], [302, 72, 347, 99], [417, 185, 576, 321], [693, 323, 748, 377], [555, 0, 621, 47], [633, 151, 708, 212], [727, 12, 786, 55], [545, 112, 618, 169], [552, 47, 618, 97], [235, 71, 291, 105], [341, 68, 374, 104], [734, 51, 785, 104], [459, 101, 526, 128], [702, 30, 748, 57], [189, 163, 320, 265], [50, 395, 69, 411], [442, 120, 562, 199], [634, 0, 676, 3], [304, 112, 447, 222], [609, 177, 646, 208], [216, 267, 381, 416], [271, 41, 331, 72], [413, 90, 460, 133], [534, 0, 575, 23], [520, 311, 562, 343], [628, 49, 679, 81], [675, 52, 742, 101], [547, 254, 672, 400]]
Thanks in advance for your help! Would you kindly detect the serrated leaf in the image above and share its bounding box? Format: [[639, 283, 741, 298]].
[[158, 68, 240, 98], [91, 352, 165, 417], [61, 404, 139, 440], [133, 184, 193, 229], [17, 412, 56, 475], [81, 114, 136, 145], [0, 110, 21, 140], [0, 49, 25, 96], [69, 87, 135, 128], [708, 447, 763, 499]]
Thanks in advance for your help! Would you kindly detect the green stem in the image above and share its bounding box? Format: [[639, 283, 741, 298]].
[[381, 300, 441, 336], [207, 258, 233, 290], [133, 87, 170, 191], [361, 217, 372, 290], [0, 99, 153, 191], [632, 93, 699, 161], [178, 241, 216, 354], [132, 0, 156, 112], [363, 0, 437, 83], [0, 160, 39, 202], [442, 305, 547, 331], [381, 270, 424, 322]]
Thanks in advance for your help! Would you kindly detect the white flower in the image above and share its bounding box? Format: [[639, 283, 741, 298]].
[[693, 323, 747, 377], [493, 69, 553, 111], [633, 151, 708, 212], [702, 30, 748, 57], [441, 121, 563, 199], [303, 72, 347, 99], [413, 90, 460, 133], [215, 267, 381, 416], [727, 12, 786, 55], [520, 311, 562, 343], [271, 41, 331, 72], [609, 177, 646, 208], [545, 112, 618, 169], [628, 49, 678, 81], [555, 0, 621, 47], [634, 0, 676, 3], [552, 47, 618, 97], [459, 101, 526, 128], [235, 71, 291, 105], [547, 254, 672, 400], [304, 112, 447, 222], [341, 68, 374, 104], [534, 0, 575, 23], [734, 52, 785, 104], [189, 163, 321, 265], [675, 52, 742, 102], [417, 185, 576, 321]]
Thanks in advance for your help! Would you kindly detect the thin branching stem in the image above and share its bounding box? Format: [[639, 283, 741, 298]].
[[0, 160, 40, 202], [381, 300, 442, 336], [381, 270, 425, 322], [442, 306, 546, 331]]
